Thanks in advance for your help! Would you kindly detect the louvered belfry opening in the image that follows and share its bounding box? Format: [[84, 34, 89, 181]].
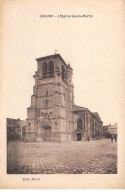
[[42, 61, 54, 79], [62, 65, 66, 82], [48, 60, 54, 78], [42, 62, 47, 79]]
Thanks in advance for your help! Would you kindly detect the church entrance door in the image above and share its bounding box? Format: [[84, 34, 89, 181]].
[[77, 133, 81, 141], [43, 126, 51, 142]]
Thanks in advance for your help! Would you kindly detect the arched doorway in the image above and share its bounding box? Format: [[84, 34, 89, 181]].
[[77, 133, 82, 141], [43, 126, 51, 142]]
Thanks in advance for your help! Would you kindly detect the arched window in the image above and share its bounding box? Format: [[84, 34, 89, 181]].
[[62, 65, 66, 82], [42, 61, 54, 79], [48, 61, 54, 78], [92, 119, 94, 133], [83, 114, 85, 129], [42, 62, 47, 79], [77, 119, 82, 130]]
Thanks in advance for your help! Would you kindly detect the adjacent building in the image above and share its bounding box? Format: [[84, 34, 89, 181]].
[[108, 123, 117, 139], [103, 123, 117, 139], [103, 124, 111, 138], [7, 118, 26, 141]]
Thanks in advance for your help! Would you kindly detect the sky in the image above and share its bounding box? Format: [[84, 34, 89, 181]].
[[1, 0, 124, 125]]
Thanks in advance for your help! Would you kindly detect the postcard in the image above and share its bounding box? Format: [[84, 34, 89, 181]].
[[0, 0, 125, 189]]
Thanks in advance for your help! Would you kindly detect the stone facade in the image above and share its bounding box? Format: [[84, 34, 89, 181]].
[[25, 54, 103, 142]]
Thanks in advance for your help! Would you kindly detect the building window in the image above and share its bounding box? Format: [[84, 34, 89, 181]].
[[83, 114, 85, 129], [90, 118, 92, 129], [92, 119, 94, 132], [65, 70, 68, 82], [62, 65, 66, 82], [77, 119, 82, 130], [86, 113, 88, 123], [42, 62, 47, 79], [42, 61, 54, 79], [55, 122, 57, 126], [48, 61, 54, 78]]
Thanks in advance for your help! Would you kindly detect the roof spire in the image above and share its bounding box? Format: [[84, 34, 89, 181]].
[[55, 50, 57, 54]]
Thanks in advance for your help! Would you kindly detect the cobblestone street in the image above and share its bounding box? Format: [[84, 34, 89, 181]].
[[7, 139, 117, 174]]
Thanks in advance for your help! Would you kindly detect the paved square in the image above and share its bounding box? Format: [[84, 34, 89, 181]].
[[7, 139, 117, 174]]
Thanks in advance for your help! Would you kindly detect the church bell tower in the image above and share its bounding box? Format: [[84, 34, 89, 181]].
[[25, 54, 74, 142]]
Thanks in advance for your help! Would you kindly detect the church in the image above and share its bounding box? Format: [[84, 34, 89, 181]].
[[25, 54, 103, 142]]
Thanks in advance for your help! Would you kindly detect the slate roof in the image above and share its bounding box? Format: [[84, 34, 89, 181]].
[[7, 118, 18, 128], [92, 112, 102, 122], [73, 105, 88, 112], [7, 118, 26, 128], [73, 106, 102, 122]]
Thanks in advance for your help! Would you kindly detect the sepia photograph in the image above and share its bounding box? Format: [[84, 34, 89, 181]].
[[7, 53, 117, 175], [0, 0, 125, 189]]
